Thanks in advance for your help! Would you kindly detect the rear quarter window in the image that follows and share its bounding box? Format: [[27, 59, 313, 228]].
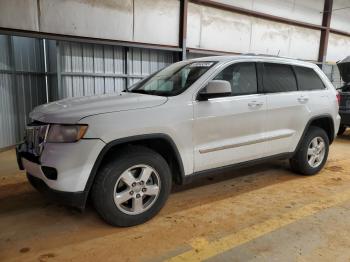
[[294, 66, 325, 91]]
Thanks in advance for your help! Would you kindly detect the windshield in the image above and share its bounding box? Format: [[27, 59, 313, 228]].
[[129, 61, 216, 96]]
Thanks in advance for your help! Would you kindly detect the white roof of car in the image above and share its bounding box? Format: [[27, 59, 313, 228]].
[[190, 54, 317, 68]]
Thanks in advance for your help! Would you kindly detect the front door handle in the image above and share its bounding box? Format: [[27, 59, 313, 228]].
[[248, 101, 264, 108]]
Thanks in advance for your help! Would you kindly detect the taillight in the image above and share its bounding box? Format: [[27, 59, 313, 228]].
[[336, 92, 341, 105]]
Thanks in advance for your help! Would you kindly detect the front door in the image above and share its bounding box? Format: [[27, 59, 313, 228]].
[[193, 62, 267, 172]]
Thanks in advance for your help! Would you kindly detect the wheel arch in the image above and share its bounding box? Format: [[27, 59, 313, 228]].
[[81, 134, 185, 207], [294, 114, 335, 155]]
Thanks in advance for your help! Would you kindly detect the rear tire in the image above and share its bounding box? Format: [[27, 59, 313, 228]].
[[290, 126, 329, 176], [337, 125, 347, 136], [91, 146, 172, 227]]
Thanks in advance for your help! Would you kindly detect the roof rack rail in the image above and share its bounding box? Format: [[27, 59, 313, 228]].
[[242, 53, 298, 60]]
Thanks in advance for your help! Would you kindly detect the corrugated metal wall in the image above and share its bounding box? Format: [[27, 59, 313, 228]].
[[0, 36, 174, 149], [0, 35, 15, 149], [56, 41, 174, 99], [0, 35, 47, 149], [128, 47, 174, 85]]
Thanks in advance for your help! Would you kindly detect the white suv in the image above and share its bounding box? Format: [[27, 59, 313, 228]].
[[17, 55, 341, 226]]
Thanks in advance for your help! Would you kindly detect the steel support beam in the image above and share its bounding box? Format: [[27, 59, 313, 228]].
[[60, 72, 145, 79], [56, 41, 62, 99], [7, 36, 21, 141], [43, 39, 49, 103], [0, 27, 182, 53], [318, 0, 333, 63], [179, 0, 188, 60], [187, 48, 239, 56], [330, 28, 350, 38]]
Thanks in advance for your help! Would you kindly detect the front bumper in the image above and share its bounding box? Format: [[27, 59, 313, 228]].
[[26, 174, 86, 209], [17, 138, 105, 209]]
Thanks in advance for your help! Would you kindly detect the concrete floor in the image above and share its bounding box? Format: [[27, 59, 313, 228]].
[[1, 133, 350, 261]]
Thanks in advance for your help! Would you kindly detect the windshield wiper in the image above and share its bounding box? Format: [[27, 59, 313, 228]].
[[130, 89, 151, 94], [130, 89, 168, 97]]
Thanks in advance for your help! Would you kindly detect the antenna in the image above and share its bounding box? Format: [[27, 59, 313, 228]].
[[277, 49, 280, 56]]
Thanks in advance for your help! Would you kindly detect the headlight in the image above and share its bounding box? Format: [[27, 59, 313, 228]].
[[46, 125, 88, 143]]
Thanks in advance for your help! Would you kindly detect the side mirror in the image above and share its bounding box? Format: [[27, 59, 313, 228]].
[[197, 80, 232, 101]]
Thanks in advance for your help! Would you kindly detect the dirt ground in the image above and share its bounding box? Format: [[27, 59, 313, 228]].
[[2, 133, 350, 261]]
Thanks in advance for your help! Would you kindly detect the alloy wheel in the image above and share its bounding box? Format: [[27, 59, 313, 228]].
[[307, 136, 326, 168], [113, 165, 161, 215]]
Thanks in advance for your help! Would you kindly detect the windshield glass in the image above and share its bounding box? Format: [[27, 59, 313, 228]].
[[129, 61, 216, 96]]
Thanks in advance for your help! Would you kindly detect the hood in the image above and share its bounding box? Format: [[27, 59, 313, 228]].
[[30, 92, 167, 124], [337, 56, 350, 83]]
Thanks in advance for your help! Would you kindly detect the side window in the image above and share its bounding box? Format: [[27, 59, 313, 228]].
[[213, 62, 257, 96], [263, 63, 297, 93], [294, 66, 325, 91]]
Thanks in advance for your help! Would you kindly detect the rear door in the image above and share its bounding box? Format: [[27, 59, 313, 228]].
[[293, 66, 330, 118], [262, 62, 309, 155]]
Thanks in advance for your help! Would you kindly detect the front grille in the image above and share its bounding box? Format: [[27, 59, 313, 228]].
[[24, 124, 49, 156]]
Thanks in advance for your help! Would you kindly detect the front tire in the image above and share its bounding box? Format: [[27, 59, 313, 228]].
[[290, 126, 329, 176], [91, 146, 172, 227]]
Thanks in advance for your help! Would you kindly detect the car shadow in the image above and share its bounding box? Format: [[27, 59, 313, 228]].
[[163, 160, 303, 215], [0, 160, 305, 226]]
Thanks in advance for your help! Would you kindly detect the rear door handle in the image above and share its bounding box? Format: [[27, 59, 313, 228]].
[[297, 96, 309, 103]]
